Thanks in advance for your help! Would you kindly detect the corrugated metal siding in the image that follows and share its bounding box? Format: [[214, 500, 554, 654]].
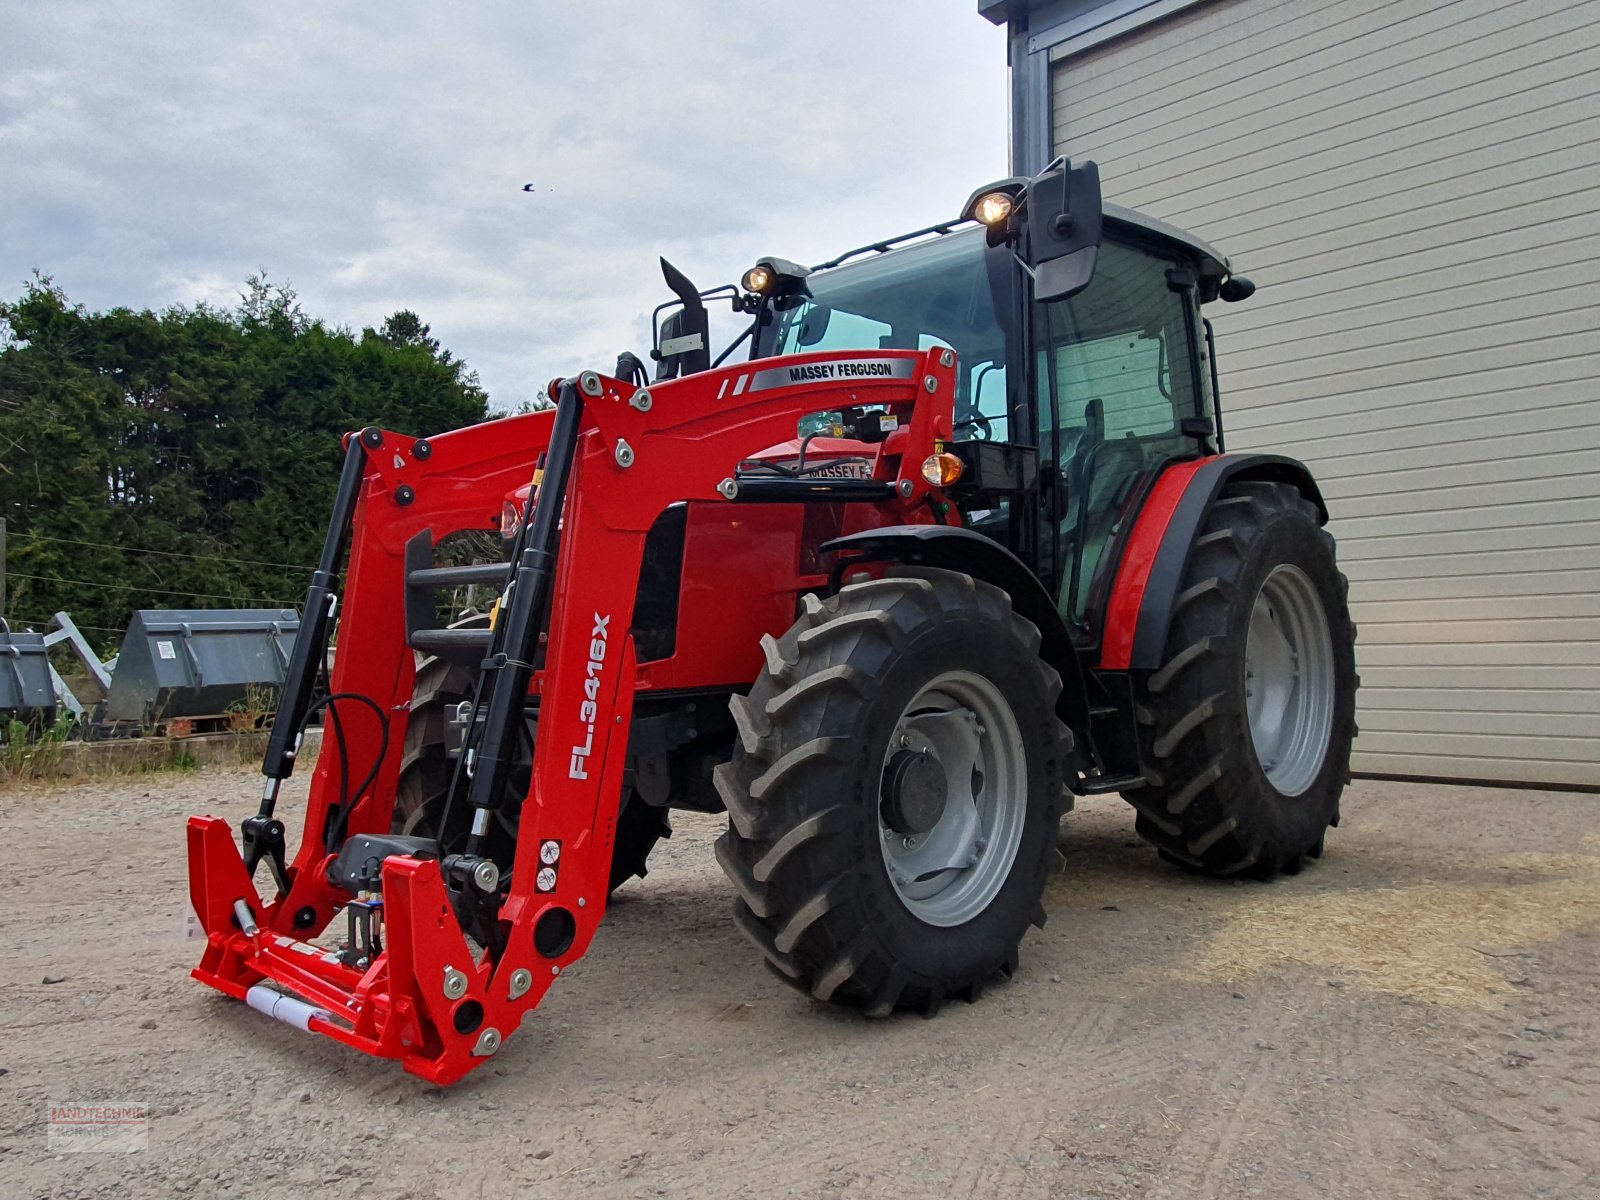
[[1051, 0, 1600, 787]]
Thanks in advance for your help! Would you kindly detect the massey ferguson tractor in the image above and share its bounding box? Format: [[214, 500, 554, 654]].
[[186, 159, 1356, 1084]]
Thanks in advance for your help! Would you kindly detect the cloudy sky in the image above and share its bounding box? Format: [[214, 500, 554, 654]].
[[3, 1, 1009, 410]]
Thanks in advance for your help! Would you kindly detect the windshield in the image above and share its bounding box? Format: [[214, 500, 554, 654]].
[[754, 229, 1010, 440]]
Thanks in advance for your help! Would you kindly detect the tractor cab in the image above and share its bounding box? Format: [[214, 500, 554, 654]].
[[729, 179, 1242, 643]]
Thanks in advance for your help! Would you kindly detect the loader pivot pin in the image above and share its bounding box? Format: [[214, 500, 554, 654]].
[[442, 854, 499, 894]]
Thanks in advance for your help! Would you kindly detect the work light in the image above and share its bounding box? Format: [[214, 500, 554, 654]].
[[971, 191, 1014, 227]]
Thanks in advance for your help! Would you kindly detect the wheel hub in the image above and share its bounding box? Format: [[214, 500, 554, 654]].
[[880, 749, 949, 836], [1244, 563, 1336, 797], [877, 671, 1027, 927]]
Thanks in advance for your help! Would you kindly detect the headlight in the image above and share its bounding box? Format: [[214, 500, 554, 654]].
[[971, 191, 1014, 227], [742, 265, 774, 294]]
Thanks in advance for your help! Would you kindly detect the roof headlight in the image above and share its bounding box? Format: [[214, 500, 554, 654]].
[[971, 191, 1015, 227]]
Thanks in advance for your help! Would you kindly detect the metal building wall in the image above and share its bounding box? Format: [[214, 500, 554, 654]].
[[1041, 0, 1600, 786]]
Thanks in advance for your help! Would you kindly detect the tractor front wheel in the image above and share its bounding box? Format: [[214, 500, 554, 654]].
[[714, 569, 1073, 1014], [1123, 480, 1357, 877]]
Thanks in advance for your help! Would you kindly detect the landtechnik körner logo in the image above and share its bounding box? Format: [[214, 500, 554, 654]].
[[47, 1101, 148, 1152]]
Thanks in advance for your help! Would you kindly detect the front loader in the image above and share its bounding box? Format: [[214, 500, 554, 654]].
[[186, 159, 1356, 1083]]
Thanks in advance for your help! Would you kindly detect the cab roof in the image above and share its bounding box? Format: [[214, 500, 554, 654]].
[[806, 201, 1232, 284], [1104, 201, 1230, 280]]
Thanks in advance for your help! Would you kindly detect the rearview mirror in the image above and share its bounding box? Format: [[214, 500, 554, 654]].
[[654, 258, 710, 380], [1024, 160, 1103, 303], [796, 304, 832, 347]]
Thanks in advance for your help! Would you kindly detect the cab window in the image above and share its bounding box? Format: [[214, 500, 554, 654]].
[[1036, 236, 1203, 629], [761, 229, 1009, 441]]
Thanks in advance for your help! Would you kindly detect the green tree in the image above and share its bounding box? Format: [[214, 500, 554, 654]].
[[0, 274, 489, 651]]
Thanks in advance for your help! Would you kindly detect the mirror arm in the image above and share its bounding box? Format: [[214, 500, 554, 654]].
[[713, 319, 758, 369]]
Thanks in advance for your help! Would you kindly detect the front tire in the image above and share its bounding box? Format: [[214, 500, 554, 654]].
[[714, 569, 1073, 1014], [1123, 480, 1357, 877]]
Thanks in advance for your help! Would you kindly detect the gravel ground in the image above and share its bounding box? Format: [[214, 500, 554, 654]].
[[1, 766, 1597, 1199]]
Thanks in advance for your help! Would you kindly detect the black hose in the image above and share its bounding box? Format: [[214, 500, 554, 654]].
[[303, 691, 390, 853], [324, 699, 349, 848]]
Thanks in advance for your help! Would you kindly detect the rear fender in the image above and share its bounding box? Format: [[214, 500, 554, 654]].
[[821, 525, 1094, 776], [1100, 453, 1326, 672]]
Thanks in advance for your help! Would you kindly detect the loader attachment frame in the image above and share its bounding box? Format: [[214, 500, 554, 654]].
[[186, 346, 958, 1084]]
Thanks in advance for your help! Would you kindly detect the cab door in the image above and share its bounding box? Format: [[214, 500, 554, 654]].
[[1033, 234, 1210, 637]]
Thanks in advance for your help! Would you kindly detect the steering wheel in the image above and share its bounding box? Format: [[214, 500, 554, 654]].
[[953, 405, 993, 441]]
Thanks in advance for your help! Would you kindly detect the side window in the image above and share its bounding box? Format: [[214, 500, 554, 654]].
[[969, 362, 1007, 441], [1038, 239, 1200, 444], [1036, 237, 1203, 630], [920, 333, 1008, 442]]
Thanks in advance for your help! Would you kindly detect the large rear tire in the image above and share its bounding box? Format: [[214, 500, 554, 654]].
[[395, 652, 669, 894], [714, 569, 1073, 1014], [1123, 480, 1357, 877]]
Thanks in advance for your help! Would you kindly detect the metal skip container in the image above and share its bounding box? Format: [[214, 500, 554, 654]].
[[0, 627, 57, 724], [100, 609, 300, 730]]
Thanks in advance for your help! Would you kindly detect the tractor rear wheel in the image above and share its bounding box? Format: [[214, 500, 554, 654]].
[[395, 650, 669, 893], [1123, 480, 1356, 877], [714, 569, 1073, 1014], [394, 653, 480, 847]]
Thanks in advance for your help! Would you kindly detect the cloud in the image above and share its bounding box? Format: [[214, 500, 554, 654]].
[[1, 1, 1007, 412]]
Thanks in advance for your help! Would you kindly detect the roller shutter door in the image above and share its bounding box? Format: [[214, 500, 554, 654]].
[[1050, 0, 1600, 787]]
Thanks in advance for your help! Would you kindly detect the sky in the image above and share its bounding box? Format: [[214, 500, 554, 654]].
[[1, 1, 1010, 411]]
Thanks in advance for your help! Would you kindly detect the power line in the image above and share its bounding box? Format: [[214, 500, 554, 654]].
[[14, 532, 315, 572], [8, 572, 297, 607], [9, 614, 126, 633]]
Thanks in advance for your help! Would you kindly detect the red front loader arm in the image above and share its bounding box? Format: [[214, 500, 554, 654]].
[[186, 347, 959, 1084]]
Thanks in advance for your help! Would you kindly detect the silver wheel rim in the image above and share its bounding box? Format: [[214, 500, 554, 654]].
[[1244, 564, 1335, 797], [877, 670, 1027, 927]]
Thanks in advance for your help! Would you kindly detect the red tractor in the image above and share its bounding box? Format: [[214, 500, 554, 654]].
[[186, 160, 1356, 1083]]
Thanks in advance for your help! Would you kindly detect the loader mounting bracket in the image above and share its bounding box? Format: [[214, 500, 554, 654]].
[[241, 813, 290, 896]]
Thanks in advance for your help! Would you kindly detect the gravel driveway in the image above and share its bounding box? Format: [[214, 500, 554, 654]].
[[2, 766, 1596, 1198]]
